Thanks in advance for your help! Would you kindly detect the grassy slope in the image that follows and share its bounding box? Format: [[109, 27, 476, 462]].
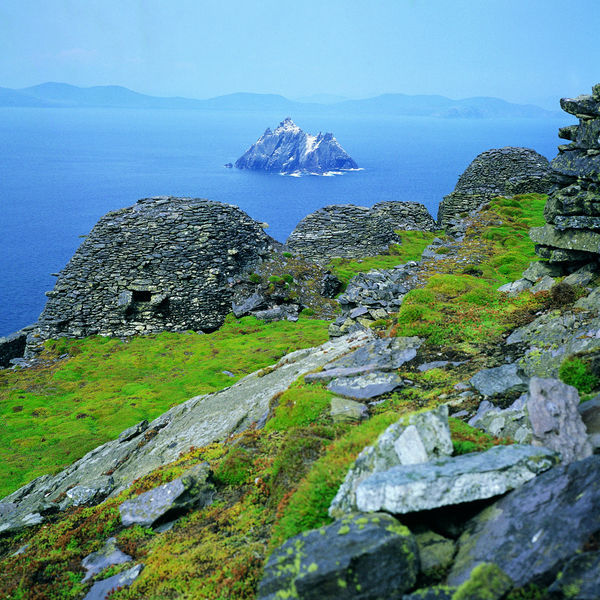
[[328, 229, 437, 287], [0, 315, 329, 498], [0, 196, 559, 599]]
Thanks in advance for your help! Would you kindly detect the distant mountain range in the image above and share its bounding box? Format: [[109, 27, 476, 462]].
[[0, 82, 562, 119]]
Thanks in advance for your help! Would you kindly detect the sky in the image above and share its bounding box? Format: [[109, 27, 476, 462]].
[[1, 0, 599, 108]]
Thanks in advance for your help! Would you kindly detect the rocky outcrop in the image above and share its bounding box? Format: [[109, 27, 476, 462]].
[[527, 377, 593, 464], [26, 197, 273, 353], [82, 563, 143, 600], [530, 83, 600, 268], [286, 204, 402, 261], [257, 512, 418, 600], [371, 201, 437, 231], [437, 147, 552, 229], [235, 117, 358, 174], [329, 406, 453, 518], [329, 261, 422, 336]]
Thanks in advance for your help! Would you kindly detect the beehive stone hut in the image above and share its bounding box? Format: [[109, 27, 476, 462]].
[[27, 197, 272, 351], [530, 84, 600, 268], [437, 147, 553, 229], [286, 202, 435, 262], [286, 205, 401, 262], [371, 201, 436, 231]]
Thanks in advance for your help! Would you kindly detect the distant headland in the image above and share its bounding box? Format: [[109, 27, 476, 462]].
[[0, 82, 561, 118]]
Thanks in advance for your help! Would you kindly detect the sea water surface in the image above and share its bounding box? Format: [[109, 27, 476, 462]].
[[0, 107, 569, 336]]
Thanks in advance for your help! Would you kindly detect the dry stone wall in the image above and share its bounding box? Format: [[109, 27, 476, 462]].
[[26, 197, 272, 353], [286, 202, 435, 262], [437, 147, 552, 229], [530, 83, 600, 267], [371, 201, 436, 231]]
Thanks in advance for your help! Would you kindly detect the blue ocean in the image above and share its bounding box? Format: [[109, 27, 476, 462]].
[[0, 108, 570, 336]]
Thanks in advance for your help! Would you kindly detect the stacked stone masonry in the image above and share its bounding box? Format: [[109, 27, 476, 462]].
[[26, 197, 272, 353], [286, 202, 435, 262], [437, 147, 553, 229], [530, 83, 600, 267]]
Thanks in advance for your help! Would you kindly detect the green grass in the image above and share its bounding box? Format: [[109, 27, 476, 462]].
[[392, 195, 548, 347], [0, 315, 329, 498], [328, 230, 438, 287]]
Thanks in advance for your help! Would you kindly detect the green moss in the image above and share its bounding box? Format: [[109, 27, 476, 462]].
[[248, 272, 262, 283], [213, 447, 254, 486], [264, 380, 335, 432], [559, 356, 600, 394], [452, 562, 512, 600], [449, 418, 512, 455], [269, 411, 402, 550]]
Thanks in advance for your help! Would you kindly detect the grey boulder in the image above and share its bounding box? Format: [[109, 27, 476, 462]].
[[579, 395, 600, 451], [448, 455, 600, 588], [528, 377, 593, 463], [327, 371, 404, 400], [468, 395, 532, 443], [257, 512, 418, 600], [355, 445, 558, 514], [330, 397, 369, 423], [469, 363, 528, 397], [329, 406, 453, 518], [119, 463, 214, 527]]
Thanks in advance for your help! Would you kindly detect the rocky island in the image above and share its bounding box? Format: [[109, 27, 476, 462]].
[[234, 117, 358, 175]]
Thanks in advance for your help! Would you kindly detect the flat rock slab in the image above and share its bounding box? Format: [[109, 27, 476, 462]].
[[82, 537, 132, 582], [469, 363, 528, 397], [119, 463, 214, 527], [327, 371, 403, 400], [447, 455, 600, 588], [324, 336, 422, 372], [83, 563, 143, 600], [257, 512, 418, 600], [355, 445, 558, 514]]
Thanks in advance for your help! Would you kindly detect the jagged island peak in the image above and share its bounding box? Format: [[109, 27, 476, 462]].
[[234, 117, 359, 175]]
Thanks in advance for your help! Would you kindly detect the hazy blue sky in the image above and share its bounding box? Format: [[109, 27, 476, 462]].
[[1, 0, 599, 107]]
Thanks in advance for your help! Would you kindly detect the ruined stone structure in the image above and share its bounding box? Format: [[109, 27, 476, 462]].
[[371, 201, 436, 231], [530, 84, 600, 268], [437, 147, 553, 229], [286, 202, 435, 262], [285, 205, 400, 262], [26, 197, 272, 352]]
